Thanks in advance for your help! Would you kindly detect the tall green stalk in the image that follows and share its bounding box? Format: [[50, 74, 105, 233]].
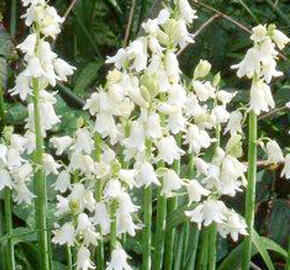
[[66, 245, 72, 270], [242, 110, 257, 270], [164, 157, 180, 270], [4, 188, 15, 270], [196, 227, 210, 270], [208, 123, 221, 270], [184, 224, 200, 270], [1, 81, 15, 270], [153, 161, 167, 270], [142, 140, 152, 270], [94, 134, 104, 270], [110, 199, 118, 252], [32, 77, 50, 270]]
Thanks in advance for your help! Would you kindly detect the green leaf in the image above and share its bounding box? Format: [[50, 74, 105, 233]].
[[218, 231, 287, 270], [252, 230, 275, 270], [73, 61, 102, 96]]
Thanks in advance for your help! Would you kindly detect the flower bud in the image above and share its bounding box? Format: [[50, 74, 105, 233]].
[[106, 69, 122, 84], [3, 126, 14, 144], [111, 160, 121, 176], [69, 198, 80, 214], [213, 72, 221, 88], [140, 85, 151, 102], [226, 134, 243, 158], [140, 72, 159, 97], [163, 19, 178, 40], [157, 29, 170, 46], [194, 60, 211, 79]]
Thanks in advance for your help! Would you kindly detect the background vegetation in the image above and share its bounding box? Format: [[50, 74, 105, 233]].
[[0, 0, 289, 269]]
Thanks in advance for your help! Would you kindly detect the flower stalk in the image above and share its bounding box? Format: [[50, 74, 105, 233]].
[[242, 110, 257, 270], [32, 77, 50, 270], [142, 140, 152, 270]]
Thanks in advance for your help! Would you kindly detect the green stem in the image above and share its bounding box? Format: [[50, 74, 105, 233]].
[[110, 199, 118, 252], [0, 201, 6, 270], [208, 123, 220, 270], [10, 0, 17, 39], [142, 185, 152, 270], [164, 156, 180, 270], [32, 77, 50, 270], [142, 139, 153, 270], [181, 223, 190, 268], [184, 224, 200, 270], [208, 224, 217, 270], [66, 245, 72, 270], [153, 161, 167, 270], [173, 226, 185, 270], [242, 110, 257, 270], [4, 188, 15, 270], [0, 85, 5, 130], [94, 134, 104, 270], [196, 227, 209, 270]]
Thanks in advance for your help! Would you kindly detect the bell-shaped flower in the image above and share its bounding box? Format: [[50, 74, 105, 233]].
[[43, 153, 61, 175], [186, 180, 210, 205], [13, 181, 35, 205], [178, 0, 197, 24], [281, 154, 290, 179], [135, 161, 160, 187], [224, 110, 243, 135], [161, 169, 183, 197], [106, 246, 132, 270], [52, 170, 71, 193], [53, 58, 76, 82], [50, 136, 73, 155], [0, 169, 13, 190], [52, 222, 75, 246], [265, 140, 284, 164], [272, 29, 289, 50], [92, 202, 111, 235], [76, 246, 95, 270], [165, 51, 181, 84], [156, 136, 184, 164]]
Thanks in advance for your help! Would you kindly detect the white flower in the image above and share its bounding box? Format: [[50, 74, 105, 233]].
[[116, 210, 140, 236], [55, 195, 70, 216], [52, 170, 71, 193], [231, 47, 261, 79], [123, 121, 146, 152], [16, 33, 37, 56], [118, 169, 136, 189], [43, 153, 61, 175], [10, 134, 27, 153], [0, 169, 13, 190], [224, 111, 243, 135], [165, 51, 181, 84], [217, 209, 248, 241], [135, 161, 160, 187], [24, 130, 36, 154], [281, 154, 290, 179], [192, 80, 215, 102], [13, 182, 35, 205], [68, 152, 95, 175], [265, 140, 284, 164], [77, 213, 99, 247], [184, 125, 211, 154], [127, 39, 148, 72], [84, 93, 100, 115], [250, 25, 268, 42], [168, 107, 186, 134], [194, 60, 211, 79], [272, 29, 289, 50], [178, 0, 197, 24], [52, 222, 75, 246], [7, 148, 24, 169], [156, 136, 184, 164], [211, 105, 230, 124], [186, 180, 210, 205], [50, 136, 73, 155], [9, 72, 32, 100], [185, 200, 227, 229], [23, 56, 43, 78], [195, 157, 209, 176], [92, 202, 111, 235], [53, 58, 76, 82], [216, 90, 236, 106], [106, 247, 132, 270], [76, 246, 95, 270], [146, 113, 162, 139], [157, 8, 171, 25], [162, 169, 183, 196], [106, 48, 128, 69], [73, 128, 94, 154], [103, 179, 122, 199], [250, 79, 274, 115]]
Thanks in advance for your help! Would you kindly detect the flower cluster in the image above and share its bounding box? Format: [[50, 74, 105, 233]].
[[232, 24, 289, 115], [6, 0, 76, 205], [0, 127, 34, 204]]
